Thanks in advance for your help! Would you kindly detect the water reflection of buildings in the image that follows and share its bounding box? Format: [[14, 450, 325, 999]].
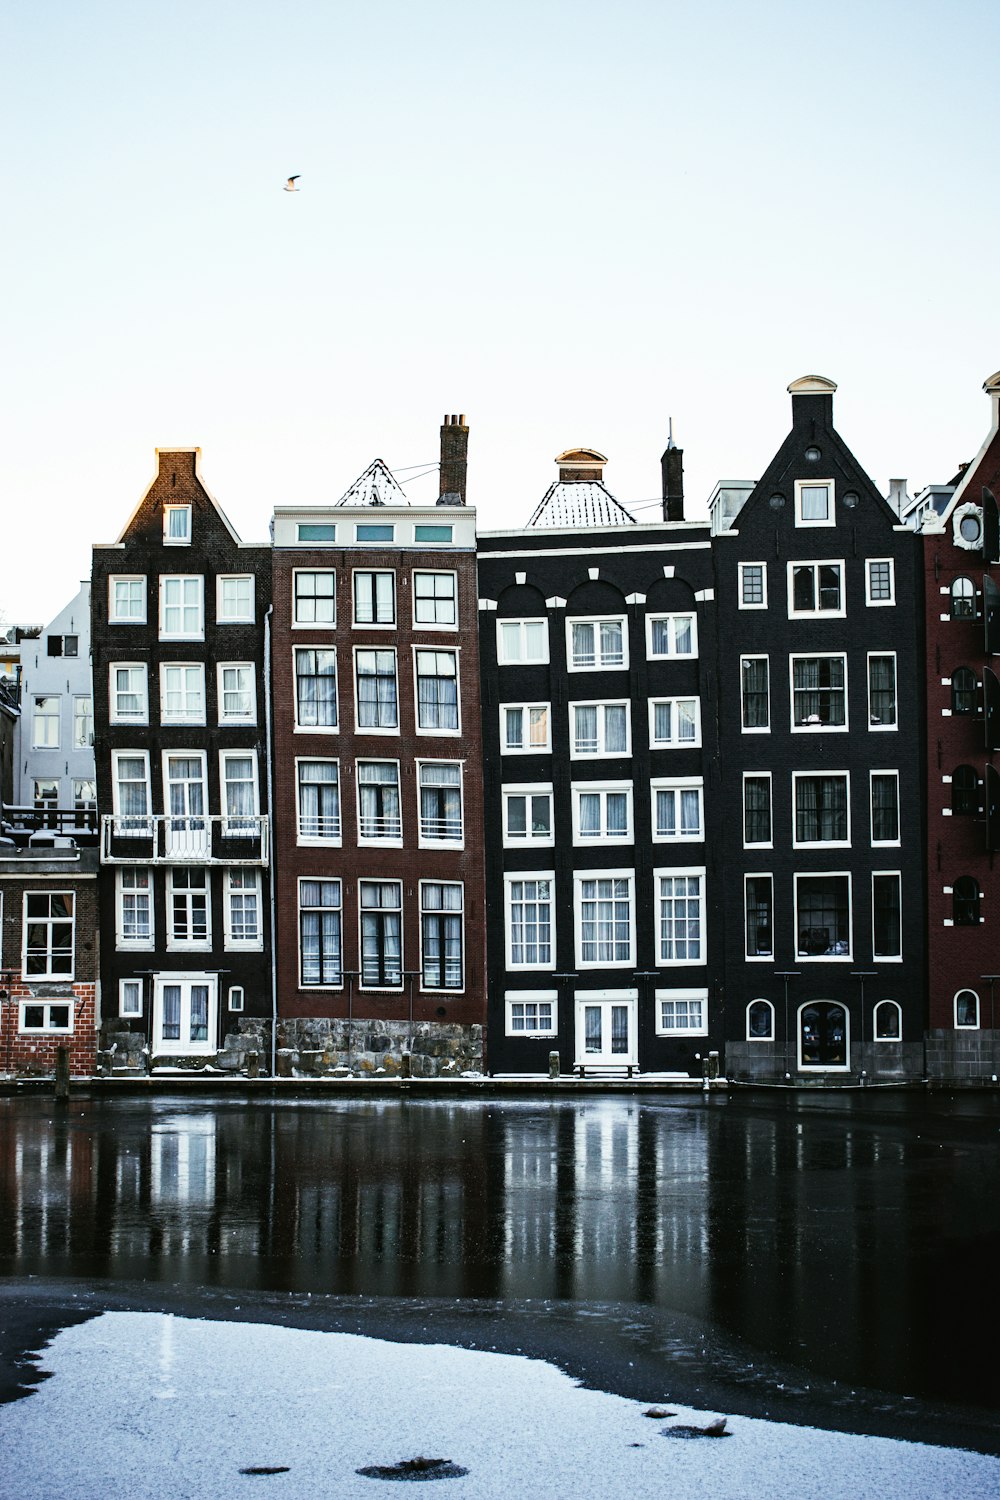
[[0, 1096, 990, 1405]]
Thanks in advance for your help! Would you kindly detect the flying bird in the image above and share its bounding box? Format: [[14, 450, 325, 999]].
[[284, 176, 300, 192]]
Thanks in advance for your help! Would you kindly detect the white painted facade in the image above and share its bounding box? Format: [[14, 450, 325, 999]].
[[15, 582, 95, 814]]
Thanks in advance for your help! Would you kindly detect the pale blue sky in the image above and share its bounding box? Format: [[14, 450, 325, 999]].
[[3, 0, 998, 621]]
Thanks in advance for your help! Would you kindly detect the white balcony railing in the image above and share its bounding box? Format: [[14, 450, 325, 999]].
[[101, 814, 269, 865]]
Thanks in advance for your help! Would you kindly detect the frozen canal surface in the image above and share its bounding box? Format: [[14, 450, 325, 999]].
[[1, 1090, 999, 1460]]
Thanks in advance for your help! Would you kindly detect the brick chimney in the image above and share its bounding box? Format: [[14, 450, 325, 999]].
[[438, 414, 469, 506], [660, 421, 684, 522]]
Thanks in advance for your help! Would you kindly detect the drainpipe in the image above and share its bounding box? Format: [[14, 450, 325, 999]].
[[264, 605, 278, 1077]]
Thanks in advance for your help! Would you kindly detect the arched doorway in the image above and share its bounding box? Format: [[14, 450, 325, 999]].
[[798, 1001, 849, 1070]]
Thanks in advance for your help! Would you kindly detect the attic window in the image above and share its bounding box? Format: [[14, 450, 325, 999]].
[[298, 524, 336, 543], [356, 524, 394, 543], [414, 524, 453, 544], [164, 505, 192, 545], [795, 480, 834, 528]]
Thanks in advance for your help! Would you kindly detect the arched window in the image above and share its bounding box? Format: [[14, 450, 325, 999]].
[[874, 1000, 901, 1040], [953, 877, 981, 926], [955, 990, 980, 1029], [952, 668, 978, 715], [951, 577, 976, 619], [952, 765, 978, 815], [799, 1001, 849, 1069], [746, 999, 774, 1040]]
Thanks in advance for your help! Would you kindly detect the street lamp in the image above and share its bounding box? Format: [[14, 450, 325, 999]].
[[980, 975, 1000, 1082], [774, 972, 800, 1082], [850, 972, 877, 1084]]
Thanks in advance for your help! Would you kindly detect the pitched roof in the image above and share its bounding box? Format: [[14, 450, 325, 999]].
[[336, 458, 409, 508], [527, 480, 636, 529]]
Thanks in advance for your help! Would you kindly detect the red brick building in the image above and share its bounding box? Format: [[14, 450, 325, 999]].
[[269, 418, 487, 1075], [921, 369, 1000, 1079], [0, 846, 99, 1077]]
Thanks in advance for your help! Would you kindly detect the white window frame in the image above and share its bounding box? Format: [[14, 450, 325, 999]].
[[497, 618, 549, 665], [109, 663, 148, 725], [217, 662, 257, 725], [504, 871, 556, 971], [797, 999, 851, 1073], [293, 646, 339, 733], [111, 750, 152, 836], [569, 700, 631, 760], [416, 760, 465, 849], [646, 612, 698, 659], [742, 771, 773, 849], [162, 750, 208, 856], [866, 558, 895, 607], [116, 868, 154, 950], [21, 891, 76, 981], [158, 574, 205, 641], [790, 653, 849, 732], [109, 575, 146, 624], [501, 783, 555, 847], [219, 750, 260, 836], [358, 879, 404, 991], [413, 522, 453, 545], [504, 990, 558, 1038], [418, 879, 465, 993], [794, 478, 835, 528], [18, 1000, 74, 1035], [352, 568, 396, 627], [500, 702, 551, 754], [746, 998, 775, 1041], [355, 521, 395, 544], [223, 868, 263, 950], [119, 978, 143, 1018], [791, 771, 851, 849], [873, 999, 902, 1041], [413, 570, 458, 630], [648, 696, 701, 749], [651, 777, 703, 843], [794, 871, 853, 961], [166, 866, 212, 952], [654, 987, 709, 1037], [787, 559, 846, 619], [872, 870, 903, 962], [73, 694, 94, 749], [738, 562, 768, 610], [955, 990, 980, 1030], [163, 504, 192, 545], [354, 646, 399, 734], [566, 614, 629, 672], [296, 523, 336, 544], [413, 647, 461, 736], [356, 759, 403, 845], [867, 651, 898, 731], [228, 986, 245, 1012], [152, 973, 217, 1055], [298, 877, 344, 990], [295, 757, 341, 844], [654, 867, 706, 967], [744, 873, 774, 961], [159, 662, 206, 726], [292, 569, 336, 628], [31, 695, 60, 749], [870, 770, 901, 847], [216, 574, 255, 624], [740, 656, 770, 733], [574, 868, 635, 968], [572, 781, 634, 845]]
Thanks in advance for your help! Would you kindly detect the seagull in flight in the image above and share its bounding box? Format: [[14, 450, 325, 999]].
[[284, 175, 300, 192]]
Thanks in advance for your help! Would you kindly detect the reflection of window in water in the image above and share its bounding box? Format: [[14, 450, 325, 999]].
[[150, 1117, 217, 1204]]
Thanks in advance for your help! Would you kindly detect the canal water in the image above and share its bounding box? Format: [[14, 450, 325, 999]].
[[1, 1090, 998, 1445]]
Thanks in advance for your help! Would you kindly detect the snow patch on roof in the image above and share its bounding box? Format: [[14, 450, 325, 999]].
[[528, 480, 636, 529], [336, 459, 409, 508]]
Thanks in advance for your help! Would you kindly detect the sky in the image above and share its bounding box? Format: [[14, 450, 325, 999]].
[[3, 0, 999, 623]]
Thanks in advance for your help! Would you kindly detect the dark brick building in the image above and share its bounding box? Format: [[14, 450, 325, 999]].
[[91, 450, 271, 1070], [920, 369, 1000, 1078], [269, 419, 487, 1075], [477, 444, 721, 1076], [714, 376, 927, 1082]]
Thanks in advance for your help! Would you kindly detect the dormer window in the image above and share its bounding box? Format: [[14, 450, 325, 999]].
[[164, 505, 192, 545]]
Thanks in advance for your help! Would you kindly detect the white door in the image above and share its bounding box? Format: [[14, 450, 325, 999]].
[[164, 755, 208, 857], [575, 997, 636, 1067]]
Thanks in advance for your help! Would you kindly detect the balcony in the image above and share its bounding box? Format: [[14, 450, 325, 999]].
[[101, 814, 269, 866]]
